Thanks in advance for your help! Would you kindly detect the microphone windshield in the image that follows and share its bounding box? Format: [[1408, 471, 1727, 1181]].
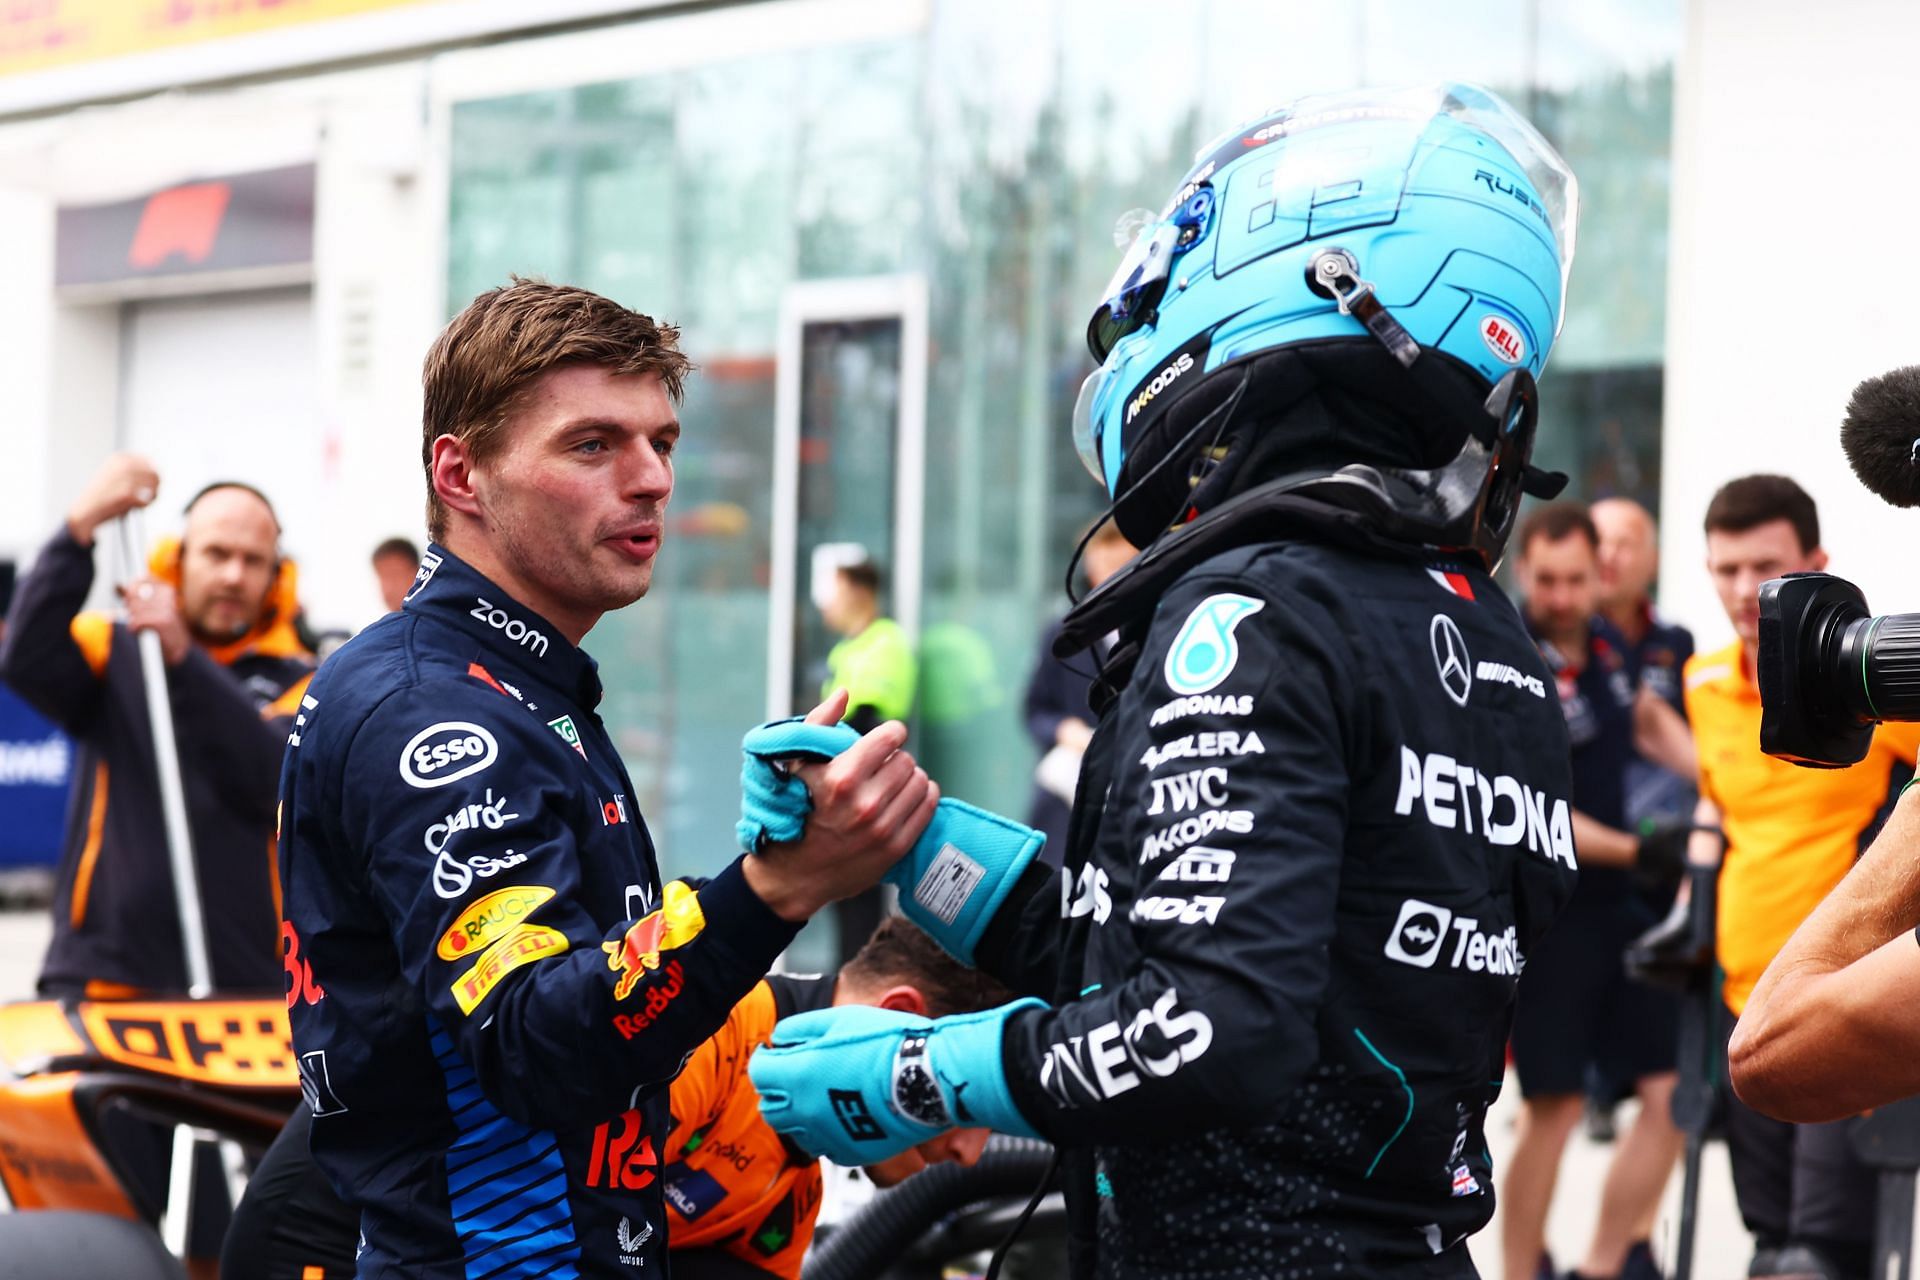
[[1843, 366, 1920, 508]]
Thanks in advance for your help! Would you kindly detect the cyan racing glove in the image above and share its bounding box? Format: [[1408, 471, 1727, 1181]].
[[882, 798, 1045, 964], [750, 999, 1045, 1167], [736, 718, 861, 852], [736, 717, 1046, 963]]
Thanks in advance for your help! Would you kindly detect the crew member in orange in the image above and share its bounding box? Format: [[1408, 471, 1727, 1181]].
[[1685, 475, 1920, 1279], [664, 917, 1010, 1279], [0, 455, 313, 997]]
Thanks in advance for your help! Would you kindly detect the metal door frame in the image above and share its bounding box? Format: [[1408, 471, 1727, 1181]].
[[766, 274, 928, 721]]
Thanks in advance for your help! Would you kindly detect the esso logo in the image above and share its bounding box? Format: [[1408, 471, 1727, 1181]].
[[400, 722, 500, 789], [1479, 313, 1526, 366]]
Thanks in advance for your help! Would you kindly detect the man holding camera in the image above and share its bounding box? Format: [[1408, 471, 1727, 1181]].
[[1689, 476, 1920, 1279]]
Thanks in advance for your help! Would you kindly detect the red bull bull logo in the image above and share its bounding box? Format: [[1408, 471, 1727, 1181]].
[[603, 882, 706, 1002]]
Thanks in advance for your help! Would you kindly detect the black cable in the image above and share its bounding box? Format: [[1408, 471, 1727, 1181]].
[[1059, 367, 1253, 694], [1062, 364, 1251, 610], [983, 1145, 1061, 1280], [801, 1138, 1056, 1280]]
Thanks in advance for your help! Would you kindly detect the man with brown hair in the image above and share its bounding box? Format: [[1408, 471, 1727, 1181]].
[[276, 279, 937, 1278], [1685, 476, 1920, 1279], [818, 559, 915, 735], [664, 916, 1014, 1280], [370, 535, 420, 613]]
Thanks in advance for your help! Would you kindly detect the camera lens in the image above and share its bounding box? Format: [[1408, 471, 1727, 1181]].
[[1761, 573, 1920, 767], [1836, 612, 1920, 721]]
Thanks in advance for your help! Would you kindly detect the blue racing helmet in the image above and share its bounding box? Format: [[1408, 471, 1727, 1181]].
[[1071, 82, 1578, 563]]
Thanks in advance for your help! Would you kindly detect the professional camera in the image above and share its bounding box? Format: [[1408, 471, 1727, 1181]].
[[1758, 573, 1920, 767], [1757, 367, 1920, 766]]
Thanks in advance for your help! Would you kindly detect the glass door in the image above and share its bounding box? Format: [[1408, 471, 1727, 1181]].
[[767, 276, 927, 721]]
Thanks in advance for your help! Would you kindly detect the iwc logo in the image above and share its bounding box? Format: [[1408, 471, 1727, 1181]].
[[1429, 614, 1472, 707]]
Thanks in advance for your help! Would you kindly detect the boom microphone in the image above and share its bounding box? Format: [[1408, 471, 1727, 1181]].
[[1842, 365, 1920, 507]]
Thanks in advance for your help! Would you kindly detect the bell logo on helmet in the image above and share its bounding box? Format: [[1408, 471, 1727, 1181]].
[[1479, 314, 1526, 366]]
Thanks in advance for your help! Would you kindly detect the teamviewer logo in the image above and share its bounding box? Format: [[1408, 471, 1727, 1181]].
[[1385, 898, 1454, 969]]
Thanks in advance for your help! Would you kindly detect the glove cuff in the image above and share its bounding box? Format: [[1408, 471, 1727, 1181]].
[[926, 1000, 1046, 1139], [889, 799, 1046, 964]]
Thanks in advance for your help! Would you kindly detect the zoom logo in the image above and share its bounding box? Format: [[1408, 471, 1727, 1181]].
[[471, 596, 550, 657]]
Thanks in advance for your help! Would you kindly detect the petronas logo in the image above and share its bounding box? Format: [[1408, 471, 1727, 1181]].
[[1163, 594, 1265, 695]]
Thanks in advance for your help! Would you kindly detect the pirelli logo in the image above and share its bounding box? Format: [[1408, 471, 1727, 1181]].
[[452, 924, 568, 1015]]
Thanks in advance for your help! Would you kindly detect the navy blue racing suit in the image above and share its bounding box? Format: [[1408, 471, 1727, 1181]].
[[278, 545, 800, 1278], [975, 536, 1579, 1278]]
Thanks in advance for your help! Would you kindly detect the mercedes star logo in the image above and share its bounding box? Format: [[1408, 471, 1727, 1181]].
[[1430, 614, 1472, 707]]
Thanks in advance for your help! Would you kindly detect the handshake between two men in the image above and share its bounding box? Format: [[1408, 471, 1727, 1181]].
[[736, 688, 1050, 1168]]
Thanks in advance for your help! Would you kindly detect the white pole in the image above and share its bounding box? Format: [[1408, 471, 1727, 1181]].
[[114, 512, 212, 998]]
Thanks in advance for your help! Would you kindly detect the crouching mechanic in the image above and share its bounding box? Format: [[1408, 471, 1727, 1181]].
[[746, 84, 1583, 1278], [276, 280, 937, 1278], [664, 917, 1013, 1280]]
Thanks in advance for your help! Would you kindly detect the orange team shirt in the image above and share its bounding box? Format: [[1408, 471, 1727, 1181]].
[[663, 975, 831, 1278], [1685, 638, 1920, 1015]]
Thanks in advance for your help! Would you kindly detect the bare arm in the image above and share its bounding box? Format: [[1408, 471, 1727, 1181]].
[[1572, 809, 1637, 869], [1634, 685, 1697, 782], [1730, 787, 1920, 1121]]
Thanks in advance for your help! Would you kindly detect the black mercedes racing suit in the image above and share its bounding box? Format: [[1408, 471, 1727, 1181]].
[[974, 533, 1578, 1278]]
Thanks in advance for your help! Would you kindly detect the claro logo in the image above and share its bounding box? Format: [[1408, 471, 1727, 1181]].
[[399, 722, 499, 789], [1126, 352, 1195, 424]]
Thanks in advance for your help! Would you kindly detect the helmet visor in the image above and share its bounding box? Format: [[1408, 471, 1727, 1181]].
[[1430, 82, 1579, 332], [1094, 82, 1579, 355], [1071, 365, 1110, 485], [1086, 220, 1182, 364], [1086, 188, 1218, 364]]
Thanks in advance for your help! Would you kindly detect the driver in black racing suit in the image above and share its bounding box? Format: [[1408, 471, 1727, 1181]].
[[747, 83, 1583, 1278]]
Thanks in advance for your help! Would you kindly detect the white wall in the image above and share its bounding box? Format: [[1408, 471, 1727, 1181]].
[[1662, 0, 1920, 647], [0, 0, 922, 633], [0, 62, 439, 632]]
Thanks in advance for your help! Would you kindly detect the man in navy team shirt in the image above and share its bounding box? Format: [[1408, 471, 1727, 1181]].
[[1594, 497, 1696, 831], [1502, 502, 1698, 1280]]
